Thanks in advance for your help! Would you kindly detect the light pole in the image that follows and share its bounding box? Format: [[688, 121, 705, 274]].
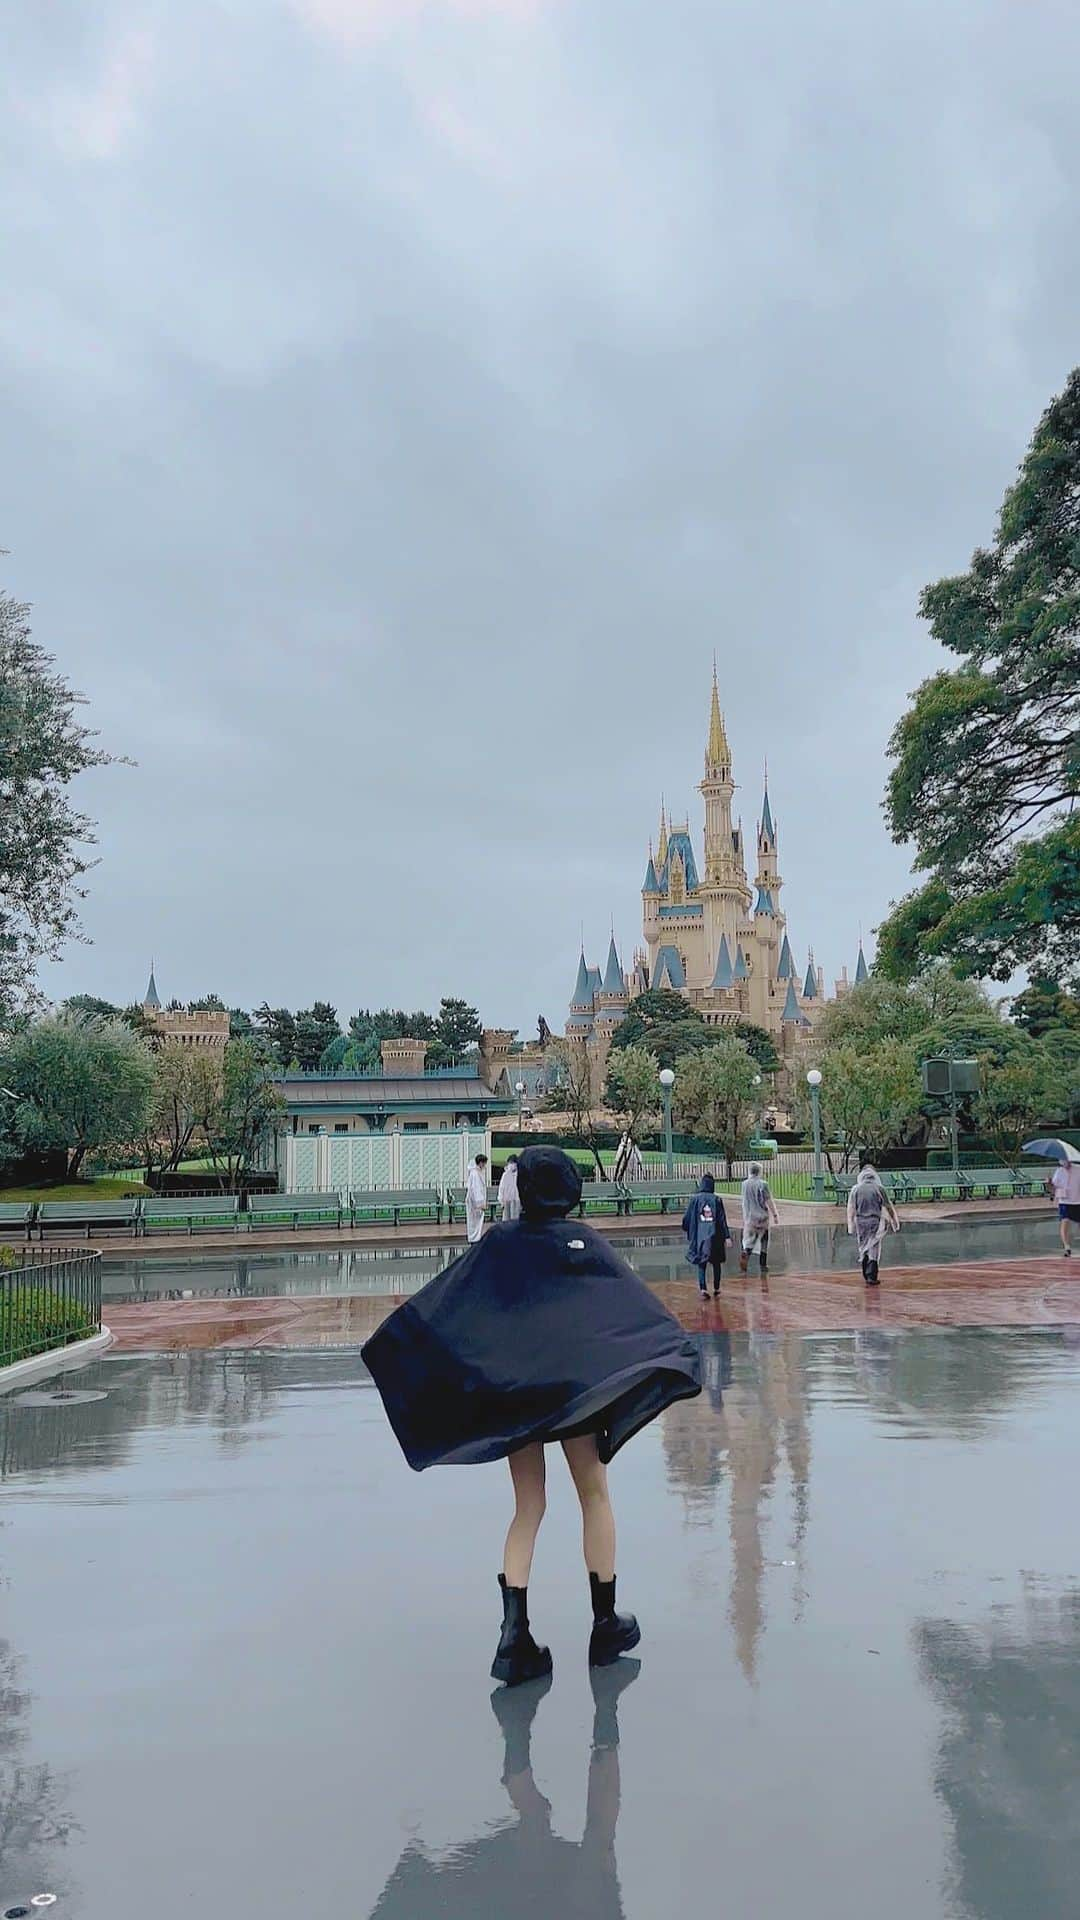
[[806, 1068, 825, 1201], [659, 1068, 675, 1178], [515, 1080, 526, 1132], [751, 1072, 762, 1147]]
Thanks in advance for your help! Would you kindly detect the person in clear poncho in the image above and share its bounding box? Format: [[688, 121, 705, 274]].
[[846, 1163, 900, 1286]]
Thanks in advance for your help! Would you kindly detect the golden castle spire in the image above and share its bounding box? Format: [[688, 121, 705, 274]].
[[657, 795, 669, 868], [707, 659, 730, 770]]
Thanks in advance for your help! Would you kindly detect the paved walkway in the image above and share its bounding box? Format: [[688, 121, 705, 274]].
[[102, 1251, 1080, 1350]]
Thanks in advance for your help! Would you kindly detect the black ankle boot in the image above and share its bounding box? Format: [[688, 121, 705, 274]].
[[866, 1259, 880, 1287], [491, 1575, 553, 1687], [588, 1573, 641, 1666]]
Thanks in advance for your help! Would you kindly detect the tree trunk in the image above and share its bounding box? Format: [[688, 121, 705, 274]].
[[68, 1142, 86, 1180]]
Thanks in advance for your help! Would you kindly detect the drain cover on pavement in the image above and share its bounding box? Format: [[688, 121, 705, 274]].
[[12, 1388, 108, 1407]]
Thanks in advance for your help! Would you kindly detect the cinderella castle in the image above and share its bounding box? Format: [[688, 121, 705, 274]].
[[566, 670, 867, 1092]]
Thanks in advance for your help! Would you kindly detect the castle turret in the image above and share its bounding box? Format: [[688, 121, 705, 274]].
[[698, 666, 750, 985], [595, 934, 630, 1029], [144, 964, 161, 1011]]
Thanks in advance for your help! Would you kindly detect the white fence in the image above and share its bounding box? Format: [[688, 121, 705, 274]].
[[281, 1127, 489, 1194]]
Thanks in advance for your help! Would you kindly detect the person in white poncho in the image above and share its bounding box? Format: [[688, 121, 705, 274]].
[[846, 1163, 900, 1286], [498, 1155, 521, 1222], [465, 1153, 490, 1243]]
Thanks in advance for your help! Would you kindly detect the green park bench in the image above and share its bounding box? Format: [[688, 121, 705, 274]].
[[350, 1187, 442, 1228], [622, 1178, 699, 1216], [0, 1200, 34, 1240], [245, 1190, 344, 1231], [35, 1197, 142, 1239], [578, 1181, 628, 1216], [960, 1166, 1045, 1199], [140, 1195, 242, 1235]]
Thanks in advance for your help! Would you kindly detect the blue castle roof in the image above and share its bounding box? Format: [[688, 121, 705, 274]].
[[712, 935, 735, 990], [733, 944, 748, 981], [643, 855, 659, 893], [571, 951, 591, 1008], [803, 957, 818, 999], [777, 934, 795, 980], [755, 886, 774, 916], [782, 979, 801, 1021], [652, 945, 687, 991], [602, 936, 624, 995], [760, 780, 775, 842], [855, 944, 869, 985], [658, 829, 700, 895]]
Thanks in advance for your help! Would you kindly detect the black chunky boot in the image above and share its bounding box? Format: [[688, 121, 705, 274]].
[[491, 1575, 553, 1687], [588, 1573, 641, 1666], [866, 1259, 880, 1287]]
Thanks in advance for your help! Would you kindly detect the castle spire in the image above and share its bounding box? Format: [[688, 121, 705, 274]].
[[760, 760, 775, 843], [144, 962, 161, 1011], [657, 798, 669, 869], [706, 662, 730, 770], [855, 942, 869, 985]]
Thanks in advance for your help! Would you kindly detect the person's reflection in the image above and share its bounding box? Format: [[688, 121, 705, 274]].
[[369, 1662, 640, 1918], [702, 1329, 733, 1411]]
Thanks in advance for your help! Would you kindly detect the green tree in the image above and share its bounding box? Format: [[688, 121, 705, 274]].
[[609, 990, 715, 1070], [973, 1047, 1063, 1168], [604, 1045, 661, 1144], [801, 1039, 924, 1173], [229, 1007, 254, 1040], [549, 1038, 607, 1176], [879, 369, 1080, 985], [1011, 976, 1080, 1038], [61, 993, 119, 1020], [671, 1035, 760, 1173], [818, 966, 991, 1050], [292, 1002, 340, 1071], [193, 1038, 283, 1192], [1, 1014, 154, 1179], [0, 587, 118, 1020], [187, 994, 226, 1012], [253, 1003, 297, 1066], [735, 1021, 781, 1074], [432, 996, 482, 1063], [128, 1045, 222, 1182]]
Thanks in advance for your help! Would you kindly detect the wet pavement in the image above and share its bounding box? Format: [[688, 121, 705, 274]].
[[2, 1332, 1080, 1917]]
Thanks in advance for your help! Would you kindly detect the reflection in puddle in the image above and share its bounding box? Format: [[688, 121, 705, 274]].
[[370, 1664, 637, 1919]]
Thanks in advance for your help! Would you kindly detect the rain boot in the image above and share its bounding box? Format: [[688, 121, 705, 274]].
[[589, 1573, 641, 1666], [491, 1575, 553, 1687], [861, 1252, 870, 1282], [866, 1259, 880, 1287]]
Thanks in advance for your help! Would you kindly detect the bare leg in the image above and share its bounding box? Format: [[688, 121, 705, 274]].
[[562, 1433, 616, 1582], [503, 1444, 547, 1588]]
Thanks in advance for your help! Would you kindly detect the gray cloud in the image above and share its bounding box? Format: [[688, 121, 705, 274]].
[[5, 0, 1078, 1027]]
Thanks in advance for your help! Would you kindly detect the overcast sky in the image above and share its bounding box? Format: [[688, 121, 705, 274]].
[[5, 0, 1078, 1033]]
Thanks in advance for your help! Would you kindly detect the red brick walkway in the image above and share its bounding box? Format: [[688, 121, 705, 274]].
[[102, 1254, 1080, 1350]]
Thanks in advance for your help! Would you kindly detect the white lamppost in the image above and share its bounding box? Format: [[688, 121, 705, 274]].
[[751, 1072, 762, 1148], [515, 1079, 526, 1131], [659, 1067, 675, 1178], [806, 1069, 825, 1201]]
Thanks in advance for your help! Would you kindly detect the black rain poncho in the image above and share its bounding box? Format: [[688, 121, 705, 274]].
[[361, 1146, 701, 1469]]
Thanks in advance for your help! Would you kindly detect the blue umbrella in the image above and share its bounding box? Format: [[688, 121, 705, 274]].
[[1023, 1138, 1080, 1164]]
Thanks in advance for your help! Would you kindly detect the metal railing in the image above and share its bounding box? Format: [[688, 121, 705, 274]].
[[0, 1247, 102, 1369]]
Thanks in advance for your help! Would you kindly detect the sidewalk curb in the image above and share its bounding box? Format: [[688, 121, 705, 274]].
[[0, 1326, 114, 1397]]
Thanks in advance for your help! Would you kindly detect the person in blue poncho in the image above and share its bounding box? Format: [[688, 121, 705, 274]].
[[681, 1173, 731, 1298], [361, 1146, 701, 1687]]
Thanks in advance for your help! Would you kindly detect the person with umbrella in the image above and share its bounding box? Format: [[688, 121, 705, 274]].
[[1024, 1139, 1080, 1257]]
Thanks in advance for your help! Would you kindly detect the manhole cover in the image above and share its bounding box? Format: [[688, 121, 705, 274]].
[[12, 1389, 108, 1407]]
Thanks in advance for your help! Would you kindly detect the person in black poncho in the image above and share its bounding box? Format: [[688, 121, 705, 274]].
[[361, 1146, 702, 1686]]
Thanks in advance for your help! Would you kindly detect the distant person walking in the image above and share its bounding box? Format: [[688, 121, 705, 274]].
[[498, 1155, 521, 1222], [739, 1162, 779, 1274], [682, 1173, 731, 1298], [846, 1163, 900, 1286], [614, 1132, 645, 1186], [1049, 1158, 1080, 1257], [465, 1153, 490, 1243]]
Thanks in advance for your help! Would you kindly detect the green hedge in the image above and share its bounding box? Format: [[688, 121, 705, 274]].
[[1, 1288, 94, 1367]]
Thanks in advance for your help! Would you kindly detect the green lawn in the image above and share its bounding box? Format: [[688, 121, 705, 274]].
[[0, 1175, 150, 1203]]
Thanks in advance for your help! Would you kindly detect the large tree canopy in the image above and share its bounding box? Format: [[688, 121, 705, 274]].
[[878, 369, 1080, 985], [0, 588, 116, 1019]]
